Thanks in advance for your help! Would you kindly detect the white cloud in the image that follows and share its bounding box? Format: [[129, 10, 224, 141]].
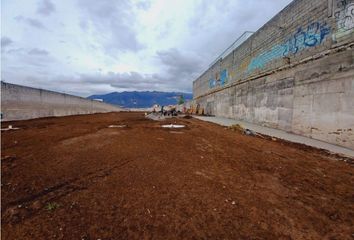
[[1, 37, 13, 50], [37, 0, 56, 16], [2, 0, 292, 96], [28, 48, 50, 56], [77, 0, 144, 54], [14, 15, 47, 30]]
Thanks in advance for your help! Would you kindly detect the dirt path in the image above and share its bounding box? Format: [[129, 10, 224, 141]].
[[1, 112, 353, 239]]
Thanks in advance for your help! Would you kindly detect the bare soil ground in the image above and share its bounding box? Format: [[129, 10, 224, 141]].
[[1, 112, 354, 240]]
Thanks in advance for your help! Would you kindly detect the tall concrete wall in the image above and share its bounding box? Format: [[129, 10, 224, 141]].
[[193, 0, 354, 150], [1, 82, 122, 121]]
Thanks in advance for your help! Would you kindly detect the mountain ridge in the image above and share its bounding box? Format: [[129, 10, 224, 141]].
[[87, 91, 193, 108]]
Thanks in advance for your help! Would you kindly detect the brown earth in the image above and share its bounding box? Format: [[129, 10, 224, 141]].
[[1, 112, 354, 240]]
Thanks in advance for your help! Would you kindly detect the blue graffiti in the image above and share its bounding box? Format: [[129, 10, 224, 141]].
[[248, 21, 331, 73], [248, 45, 284, 71], [209, 78, 216, 88], [282, 22, 330, 55], [220, 69, 228, 85], [209, 69, 229, 89]]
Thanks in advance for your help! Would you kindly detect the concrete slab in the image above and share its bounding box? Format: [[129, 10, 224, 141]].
[[194, 116, 354, 158]]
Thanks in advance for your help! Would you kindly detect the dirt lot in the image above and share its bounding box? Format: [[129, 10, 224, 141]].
[[1, 112, 354, 239]]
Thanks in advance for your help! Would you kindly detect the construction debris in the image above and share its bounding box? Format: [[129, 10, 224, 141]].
[[146, 104, 183, 121], [145, 112, 166, 121]]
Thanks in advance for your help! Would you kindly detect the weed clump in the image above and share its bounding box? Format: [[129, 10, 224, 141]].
[[45, 202, 59, 211]]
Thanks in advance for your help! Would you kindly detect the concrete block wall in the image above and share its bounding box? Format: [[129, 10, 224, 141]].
[[1, 82, 122, 121], [193, 0, 354, 149]]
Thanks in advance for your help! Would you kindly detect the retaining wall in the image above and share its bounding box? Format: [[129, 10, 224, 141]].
[[1, 82, 122, 121], [192, 0, 354, 150]]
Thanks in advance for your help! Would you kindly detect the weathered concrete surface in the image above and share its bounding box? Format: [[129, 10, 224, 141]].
[[194, 116, 354, 158], [193, 0, 354, 150], [195, 50, 354, 150], [1, 82, 122, 121]]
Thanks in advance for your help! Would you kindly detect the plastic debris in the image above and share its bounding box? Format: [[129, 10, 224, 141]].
[[108, 125, 126, 128], [244, 129, 256, 136], [161, 124, 185, 128], [1, 125, 20, 131]]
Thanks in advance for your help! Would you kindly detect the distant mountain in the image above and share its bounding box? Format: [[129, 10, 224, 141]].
[[87, 91, 193, 108]]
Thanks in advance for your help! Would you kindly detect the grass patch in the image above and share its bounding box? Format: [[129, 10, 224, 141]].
[[45, 202, 59, 211]]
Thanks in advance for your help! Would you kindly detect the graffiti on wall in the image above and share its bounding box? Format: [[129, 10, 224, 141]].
[[247, 45, 284, 72], [209, 69, 228, 89], [334, 0, 354, 31], [247, 21, 331, 73], [234, 56, 251, 79], [209, 78, 216, 88], [283, 22, 331, 55], [220, 69, 228, 85]]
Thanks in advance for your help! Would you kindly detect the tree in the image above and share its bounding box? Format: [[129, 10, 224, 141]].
[[178, 95, 185, 105]]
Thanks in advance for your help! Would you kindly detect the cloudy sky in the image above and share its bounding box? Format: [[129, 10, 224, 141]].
[[1, 0, 292, 97]]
